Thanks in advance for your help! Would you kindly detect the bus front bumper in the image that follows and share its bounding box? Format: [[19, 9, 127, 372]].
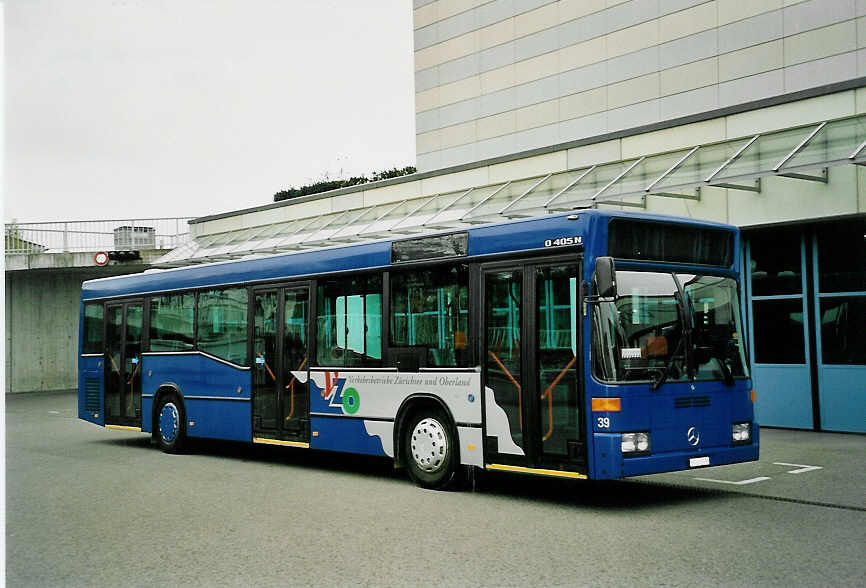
[[591, 430, 760, 480]]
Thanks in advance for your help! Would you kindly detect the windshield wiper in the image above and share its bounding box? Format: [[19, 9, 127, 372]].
[[669, 285, 697, 381], [652, 290, 691, 391], [695, 345, 735, 386], [651, 336, 684, 391]]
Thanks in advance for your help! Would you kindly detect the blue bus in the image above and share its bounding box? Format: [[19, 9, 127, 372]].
[[78, 209, 758, 488]]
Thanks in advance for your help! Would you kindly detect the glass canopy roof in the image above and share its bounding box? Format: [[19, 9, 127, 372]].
[[156, 113, 866, 267]]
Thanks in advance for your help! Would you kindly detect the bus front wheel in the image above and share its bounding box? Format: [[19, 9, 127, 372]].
[[156, 394, 187, 454], [403, 408, 457, 490]]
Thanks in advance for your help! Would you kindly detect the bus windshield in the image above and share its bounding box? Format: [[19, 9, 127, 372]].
[[592, 271, 749, 384]]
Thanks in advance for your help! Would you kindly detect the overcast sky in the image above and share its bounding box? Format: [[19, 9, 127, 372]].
[[3, 0, 416, 223]]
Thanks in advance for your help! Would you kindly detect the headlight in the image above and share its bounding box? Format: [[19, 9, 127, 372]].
[[622, 432, 650, 455], [732, 422, 751, 443]]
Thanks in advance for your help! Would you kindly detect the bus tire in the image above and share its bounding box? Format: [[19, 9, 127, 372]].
[[402, 408, 457, 490], [155, 394, 187, 454]]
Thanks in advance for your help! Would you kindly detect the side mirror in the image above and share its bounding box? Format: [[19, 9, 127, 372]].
[[594, 256, 617, 298]]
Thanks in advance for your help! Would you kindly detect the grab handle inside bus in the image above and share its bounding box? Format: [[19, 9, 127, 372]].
[[284, 357, 308, 421], [541, 354, 577, 442]]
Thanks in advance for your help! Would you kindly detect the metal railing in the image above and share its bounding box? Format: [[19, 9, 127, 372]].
[[4, 218, 194, 255]]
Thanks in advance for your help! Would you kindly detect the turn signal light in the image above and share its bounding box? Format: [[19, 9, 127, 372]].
[[751, 389, 756, 403], [592, 397, 621, 412]]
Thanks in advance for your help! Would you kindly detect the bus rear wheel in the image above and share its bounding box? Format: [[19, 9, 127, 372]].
[[403, 408, 457, 490], [156, 394, 187, 454]]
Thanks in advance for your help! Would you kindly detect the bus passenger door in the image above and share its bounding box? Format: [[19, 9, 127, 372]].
[[482, 260, 585, 471], [534, 262, 584, 468], [281, 287, 309, 439], [483, 267, 532, 465], [104, 301, 143, 427], [252, 286, 310, 443]]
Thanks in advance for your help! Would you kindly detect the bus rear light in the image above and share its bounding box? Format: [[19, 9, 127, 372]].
[[751, 389, 756, 403], [592, 397, 621, 412], [622, 432, 650, 454]]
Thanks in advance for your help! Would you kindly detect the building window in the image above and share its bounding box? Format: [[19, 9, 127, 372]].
[[749, 228, 802, 296], [817, 220, 866, 293], [752, 299, 806, 364], [197, 288, 248, 365], [819, 297, 866, 365], [816, 219, 866, 366], [149, 293, 195, 352]]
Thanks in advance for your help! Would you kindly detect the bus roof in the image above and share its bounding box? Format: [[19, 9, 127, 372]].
[[81, 209, 737, 300]]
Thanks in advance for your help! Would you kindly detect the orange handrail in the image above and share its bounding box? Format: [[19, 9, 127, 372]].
[[541, 355, 577, 442], [256, 352, 276, 381], [487, 350, 522, 430], [126, 359, 141, 385], [108, 354, 121, 374], [284, 357, 308, 421]]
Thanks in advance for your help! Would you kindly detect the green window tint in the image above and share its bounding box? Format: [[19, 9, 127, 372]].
[[537, 270, 577, 354], [536, 264, 579, 457], [365, 293, 382, 361], [82, 303, 104, 354], [484, 270, 523, 450], [149, 293, 195, 352], [390, 265, 470, 367], [316, 275, 382, 367], [197, 288, 248, 365]]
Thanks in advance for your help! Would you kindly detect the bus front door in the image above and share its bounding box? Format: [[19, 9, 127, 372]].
[[104, 301, 143, 427], [483, 259, 584, 471], [252, 286, 310, 442]]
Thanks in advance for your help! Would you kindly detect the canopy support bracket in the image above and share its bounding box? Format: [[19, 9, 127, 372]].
[[595, 195, 647, 209], [777, 167, 828, 183], [710, 178, 761, 193], [649, 187, 701, 201]]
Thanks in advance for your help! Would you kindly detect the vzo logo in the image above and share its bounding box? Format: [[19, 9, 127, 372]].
[[321, 372, 360, 415]]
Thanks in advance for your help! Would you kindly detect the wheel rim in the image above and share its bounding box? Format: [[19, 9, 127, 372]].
[[410, 417, 448, 473], [159, 402, 179, 444]]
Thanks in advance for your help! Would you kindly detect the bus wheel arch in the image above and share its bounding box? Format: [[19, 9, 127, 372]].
[[395, 395, 459, 490], [153, 385, 187, 454]]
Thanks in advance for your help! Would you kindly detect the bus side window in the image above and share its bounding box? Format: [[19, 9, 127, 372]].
[[197, 288, 249, 366], [149, 293, 195, 352], [390, 264, 470, 368], [82, 302, 104, 354], [316, 275, 382, 368]]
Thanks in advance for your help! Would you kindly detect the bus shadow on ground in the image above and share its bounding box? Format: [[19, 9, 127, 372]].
[[95, 434, 732, 508], [474, 471, 734, 509]]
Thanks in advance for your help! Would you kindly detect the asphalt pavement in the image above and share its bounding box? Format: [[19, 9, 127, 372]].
[[5, 390, 865, 587]]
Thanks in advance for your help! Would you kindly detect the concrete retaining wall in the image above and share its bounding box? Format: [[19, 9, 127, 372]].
[[5, 264, 148, 393]]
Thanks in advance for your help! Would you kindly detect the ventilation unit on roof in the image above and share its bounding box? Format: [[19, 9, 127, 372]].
[[114, 226, 155, 249]]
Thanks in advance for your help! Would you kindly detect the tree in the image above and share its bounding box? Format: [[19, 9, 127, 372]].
[[273, 166, 416, 202]]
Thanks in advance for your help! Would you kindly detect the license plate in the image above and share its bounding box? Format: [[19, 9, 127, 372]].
[[689, 456, 710, 467]]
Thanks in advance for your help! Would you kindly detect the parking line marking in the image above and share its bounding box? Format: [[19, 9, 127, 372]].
[[694, 476, 771, 485], [773, 462, 823, 474]]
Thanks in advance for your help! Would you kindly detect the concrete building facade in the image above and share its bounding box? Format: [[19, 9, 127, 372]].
[[413, 0, 866, 171]]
